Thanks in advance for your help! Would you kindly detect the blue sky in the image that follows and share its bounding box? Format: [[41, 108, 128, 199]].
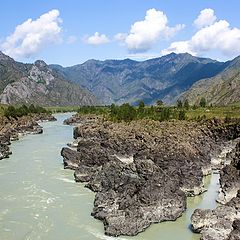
[[0, 0, 240, 66]]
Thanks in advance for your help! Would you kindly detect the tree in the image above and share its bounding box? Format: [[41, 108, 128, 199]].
[[159, 107, 171, 121], [4, 106, 17, 119], [199, 97, 207, 108], [178, 110, 186, 120], [183, 99, 190, 110], [138, 100, 145, 114], [156, 99, 164, 107], [177, 100, 183, 108], [119, 103, 136, 122]]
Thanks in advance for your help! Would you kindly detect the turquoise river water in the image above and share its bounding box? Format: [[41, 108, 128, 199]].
[[0, 113, 219, 240]]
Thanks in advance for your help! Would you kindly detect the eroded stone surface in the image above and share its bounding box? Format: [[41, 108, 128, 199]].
[[62, 116, 240, 236]]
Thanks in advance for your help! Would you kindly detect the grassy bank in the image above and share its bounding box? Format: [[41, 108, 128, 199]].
[[0, 104, 49, 118], [0, 104, 7, 116], [75, 104, 240, 122], [45, 106, 81, 113], [1, 104, 240, 122]]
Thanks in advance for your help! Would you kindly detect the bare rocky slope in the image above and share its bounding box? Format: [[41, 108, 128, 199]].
[[180, 56, 240, 106], [0, 51, 98, 106]]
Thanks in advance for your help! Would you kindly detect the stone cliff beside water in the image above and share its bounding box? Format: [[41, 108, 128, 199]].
[[61, 115, 240, 237], [0, 114, 56, 160], [191, 140, 240, 240]]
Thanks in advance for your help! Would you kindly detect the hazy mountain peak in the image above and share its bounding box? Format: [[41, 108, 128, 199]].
[[34, 60, 48, 69], [0, 51, 13, 61], [0, 54, 98, 106]]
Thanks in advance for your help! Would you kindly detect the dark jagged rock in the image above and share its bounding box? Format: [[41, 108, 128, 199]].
[[0, 113, 55, 160], [91, 159, 186, 236], [61, 115, 240, 236], [191, 191, 240, 240], [218, 141, 240, 204], [229, 219, 240, 240], [191, 138, 240, 240]]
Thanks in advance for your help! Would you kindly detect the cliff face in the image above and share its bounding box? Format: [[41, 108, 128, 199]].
[[0, 52, 98, 106]]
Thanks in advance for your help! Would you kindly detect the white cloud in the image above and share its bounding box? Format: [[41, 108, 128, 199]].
[[85, 32, 109, 45], [162, 10, 240, 58], [118, 8, 184, 53], [67, 35, 77, 44], [114, 33, 127, 42], [1, 9, 62, 59], [194, 8, 217, 29], [161, 41, 194, 56]]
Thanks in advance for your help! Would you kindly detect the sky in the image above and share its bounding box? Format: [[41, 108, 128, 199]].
[[0, 0, 240, 66]]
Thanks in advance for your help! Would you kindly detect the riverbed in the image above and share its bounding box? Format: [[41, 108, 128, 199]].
[[0, 113, 219, 240]]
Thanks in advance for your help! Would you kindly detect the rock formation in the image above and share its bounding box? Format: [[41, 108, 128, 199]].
[[62, 115, 240, 236], [191, 137, 240, 240], [0, 113, 56, 160], [191, 191, 240, 240]]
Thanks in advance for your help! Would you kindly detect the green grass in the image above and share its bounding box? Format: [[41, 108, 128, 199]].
[[0, 104, 7, 116], [74, 105, 240, 122], [229, 101, 240, 107], [45, 106, 81, 113], [186, 106, 240, 120], [2, 104, 240, 121]]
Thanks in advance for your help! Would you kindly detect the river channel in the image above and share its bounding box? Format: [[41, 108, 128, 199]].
[[0, 113, 219, 240]]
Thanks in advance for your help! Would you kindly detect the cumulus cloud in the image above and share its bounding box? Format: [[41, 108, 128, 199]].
[[1, 9, 62, 59], [161, 41, 194, 56], [114, 33, 127, 42], [162, 9, 240, 58], [117, 8, 184, 53], [194, 8, 217, 29], [85, 32, 110, 45]]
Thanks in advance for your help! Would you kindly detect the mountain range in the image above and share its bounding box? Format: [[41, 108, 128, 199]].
[[0, 51, 97, 106], [0, 51, 240, 106], [51, 53, 225, 105]]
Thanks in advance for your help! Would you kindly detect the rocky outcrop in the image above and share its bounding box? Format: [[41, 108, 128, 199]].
[[191, 191, 240, 240], [218, 141, 240, 204], [0, 51, 98, 106], [191, 137, 240, 240], [229, 219, 240, 240], [0, 113, 55, 160], [91, 159, 186, 236], [61, 115, 240, 236]]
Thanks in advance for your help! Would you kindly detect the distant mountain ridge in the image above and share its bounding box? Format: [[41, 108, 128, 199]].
[[1, 51, 239, 107], [0, 51, 98, 106], [51, 53, 225, 105], [180, 56, 240, 106]]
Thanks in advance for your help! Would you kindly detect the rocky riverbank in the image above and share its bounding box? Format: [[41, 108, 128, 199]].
[[191, 139, 240, 240], [61, 114, 240, 237], [0, 113, 56, 160], [191, 191, 240, 240]]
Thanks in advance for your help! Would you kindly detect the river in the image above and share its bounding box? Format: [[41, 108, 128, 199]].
[[0, 113, 219, 240]]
